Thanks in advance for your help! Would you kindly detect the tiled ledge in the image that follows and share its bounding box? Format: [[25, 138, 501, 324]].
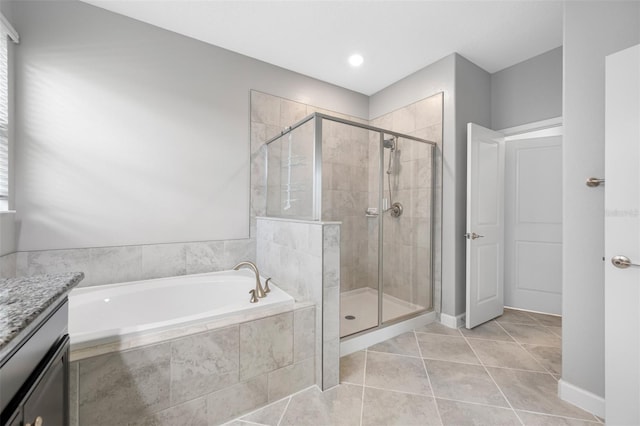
[[71, 301, 314, 361], [256, 216, 341, 225]]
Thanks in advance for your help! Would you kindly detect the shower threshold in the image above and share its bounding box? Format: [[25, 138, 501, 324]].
[[340, 288, 424, 338]]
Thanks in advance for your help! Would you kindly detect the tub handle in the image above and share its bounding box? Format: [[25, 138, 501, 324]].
[[249, 289, 259, 303], [264, 278, 272, 294]]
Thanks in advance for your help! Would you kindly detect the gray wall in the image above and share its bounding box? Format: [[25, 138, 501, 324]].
[[562, 0, 640, 402], [491, 47, 562, 130], [454, 55, 492, 315], [10, 0, 368, 251]]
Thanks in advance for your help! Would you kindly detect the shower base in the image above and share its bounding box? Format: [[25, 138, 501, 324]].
[[340, 288, 424, 338]]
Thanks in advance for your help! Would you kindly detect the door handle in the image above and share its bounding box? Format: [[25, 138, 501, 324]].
[[611, 255, 640, 269], [464, 232, 484, 240]]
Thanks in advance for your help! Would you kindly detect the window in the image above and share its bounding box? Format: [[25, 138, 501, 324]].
[[0, 28, 8, 204], [0, 15, 18, 210]]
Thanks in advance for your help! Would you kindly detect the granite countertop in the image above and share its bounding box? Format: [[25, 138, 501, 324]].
[[0, 272, 84, 352]]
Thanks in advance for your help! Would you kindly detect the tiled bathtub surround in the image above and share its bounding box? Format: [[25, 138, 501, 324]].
[[70, 305, 315, 426], [256, 217, 340, 389], [10, 239, 255, 287]]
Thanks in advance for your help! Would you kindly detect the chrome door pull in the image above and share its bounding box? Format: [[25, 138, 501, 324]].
[[464, 232, 484, 240], [611, 255, 640, 269]]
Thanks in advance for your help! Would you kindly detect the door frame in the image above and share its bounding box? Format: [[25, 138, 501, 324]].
[[464, 117, 563, 327]]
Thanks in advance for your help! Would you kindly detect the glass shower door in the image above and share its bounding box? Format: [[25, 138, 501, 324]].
[[381, 136, 434, 323], [321, 119, 381, 338]]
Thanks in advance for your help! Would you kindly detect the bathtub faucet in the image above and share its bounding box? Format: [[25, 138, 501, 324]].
[[232, 261, 267, 299]]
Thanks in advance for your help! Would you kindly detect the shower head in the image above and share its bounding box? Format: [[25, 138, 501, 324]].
[[383, 137, 396, 151]]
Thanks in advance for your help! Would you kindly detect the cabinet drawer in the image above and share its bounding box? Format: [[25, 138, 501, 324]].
[[0, 302, 67, 416], [23, 336, 68, 426]]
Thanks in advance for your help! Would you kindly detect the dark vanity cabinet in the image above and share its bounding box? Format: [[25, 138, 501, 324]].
[[1, 302, 70, 426]]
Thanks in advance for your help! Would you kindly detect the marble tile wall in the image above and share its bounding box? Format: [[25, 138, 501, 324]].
[[70, 305, 315, 426], [256, 217, 341, 390], [9, 239, 255, 287], [0, 252, 16, 278]]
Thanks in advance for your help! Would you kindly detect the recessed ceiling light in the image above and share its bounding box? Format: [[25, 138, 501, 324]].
[[348, 54, 364, 67]]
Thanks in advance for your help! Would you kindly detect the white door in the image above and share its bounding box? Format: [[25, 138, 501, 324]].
[[504, 132, 563, 314], [604, 44, 640, 425], [466, 123, 505, 329]]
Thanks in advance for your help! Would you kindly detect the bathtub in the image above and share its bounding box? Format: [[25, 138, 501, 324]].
[[69, 269, 294, 349]]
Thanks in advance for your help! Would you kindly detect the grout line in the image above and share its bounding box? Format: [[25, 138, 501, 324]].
[[515, 408, 602, 424], [276, 396, 292, 426], [493, 321, 557, 377], [434, 395, 527, 411], [459, 331, 525, 426], [365, 348, 423, 359], [237, 420, 269, 426], [413, 330, 444, 426], [358, 349, 368, 426], [361, 383, 436, 398]]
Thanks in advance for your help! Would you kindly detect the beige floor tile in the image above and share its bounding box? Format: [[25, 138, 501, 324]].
[[467, 339, 546, 372], [425, 359, 508, 407], [279, 384, 362, 426], [414, 322, 462, 336], [367, 332, 420, 357], [365, 351, 432, 396], [416, 333, 480, 364], [516, 410, 600, 425], [487, 368, 594, 420], [522, 344, 562, 376], [499, 322, 562, 347], [362, 387, 441, 426], [240, 397, 288, 426], [340, 351, 366, 385], [527, 312, 562, 327], [460, 321, 515, 342], [496, 309, 538, 325], [436, 398, 521, 426]]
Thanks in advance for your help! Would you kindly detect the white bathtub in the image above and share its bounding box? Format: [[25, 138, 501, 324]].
[[69, 270, 294, 349]]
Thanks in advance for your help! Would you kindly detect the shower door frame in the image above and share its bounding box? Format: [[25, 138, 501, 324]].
[[264, 112, 438, 338]]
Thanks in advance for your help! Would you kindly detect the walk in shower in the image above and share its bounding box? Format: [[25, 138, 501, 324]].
[[265, 112, 437, 339]]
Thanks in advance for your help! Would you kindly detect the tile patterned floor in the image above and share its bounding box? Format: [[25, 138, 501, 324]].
[[226, 309, 603, 426]]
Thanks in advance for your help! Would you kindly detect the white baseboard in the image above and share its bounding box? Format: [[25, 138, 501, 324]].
[[340, 311, 436, 356], [558, 379, 605, 419], [439, 312, 465, 329]]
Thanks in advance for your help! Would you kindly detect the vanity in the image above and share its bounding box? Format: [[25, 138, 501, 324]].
[[0, 273, 83, 426]]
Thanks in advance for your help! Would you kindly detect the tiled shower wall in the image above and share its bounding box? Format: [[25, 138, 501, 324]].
[[321, 121, 371, 293], [371, 93, 444, 310]]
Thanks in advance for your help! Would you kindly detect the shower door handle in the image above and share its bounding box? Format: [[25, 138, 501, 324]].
[[464, 232, 484, 240]]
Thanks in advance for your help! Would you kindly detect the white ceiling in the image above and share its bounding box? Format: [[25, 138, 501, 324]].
[[82, 0, 564, 95]]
